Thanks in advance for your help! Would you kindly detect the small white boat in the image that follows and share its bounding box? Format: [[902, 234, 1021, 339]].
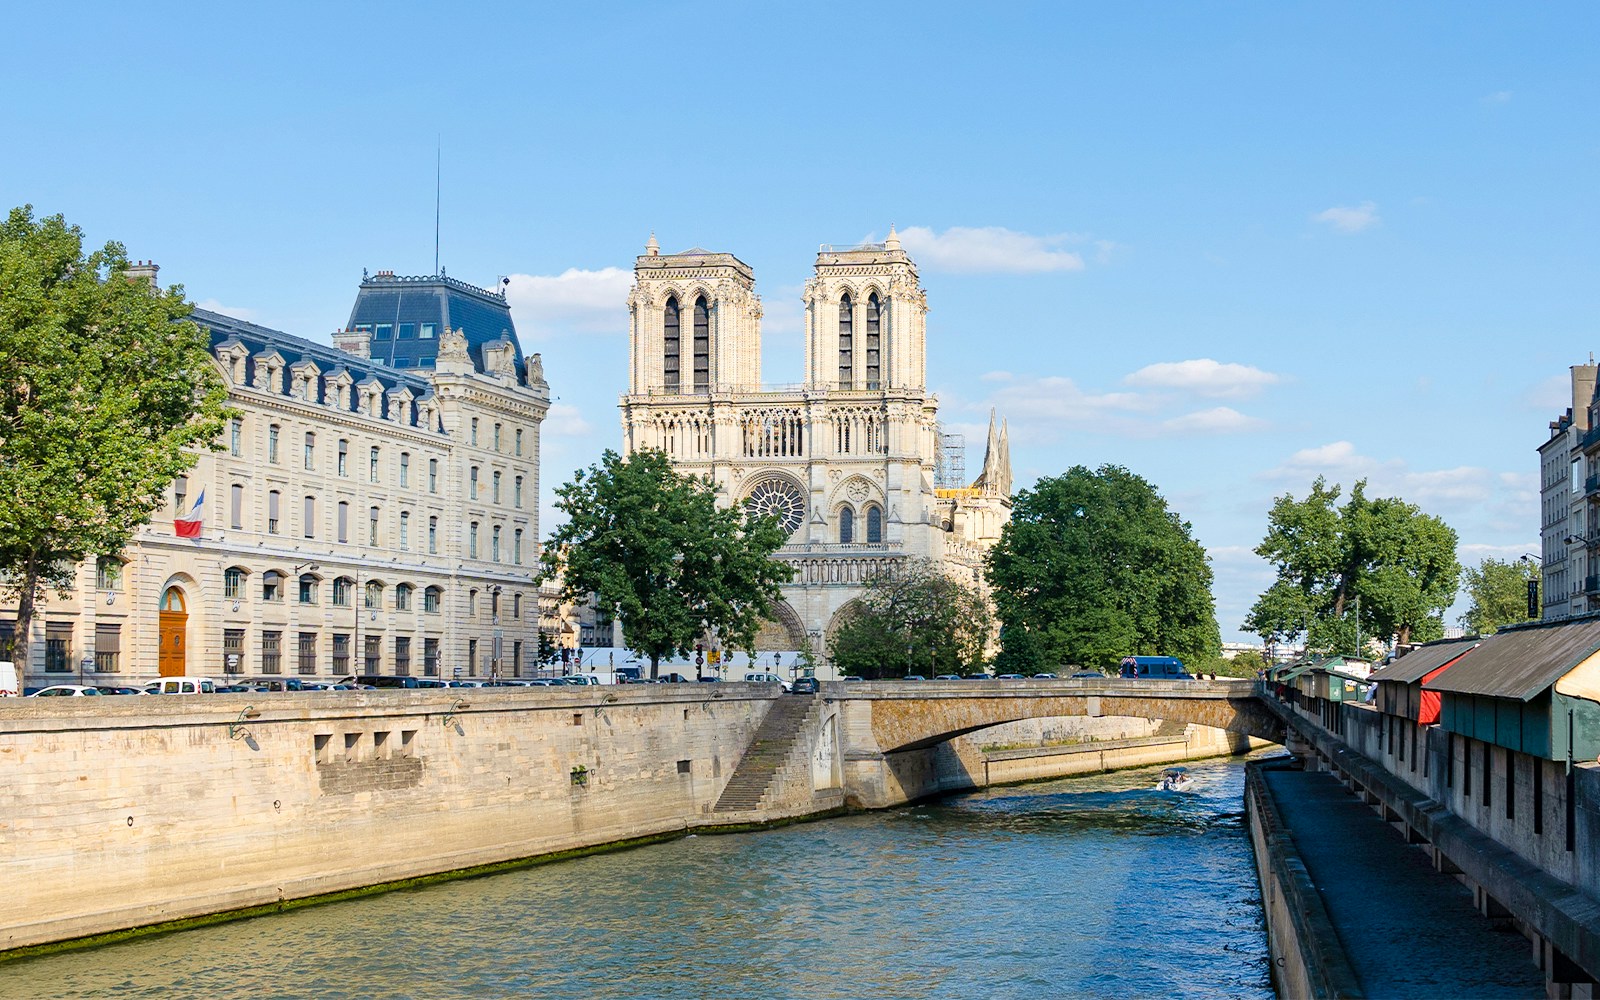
[[1157, 767, 1193, 792]]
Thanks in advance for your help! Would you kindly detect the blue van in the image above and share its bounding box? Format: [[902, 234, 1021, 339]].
[[1118, 656, 1193, 680]]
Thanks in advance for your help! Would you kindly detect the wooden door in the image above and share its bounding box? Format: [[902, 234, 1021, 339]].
[[158, 587, 187, 677]]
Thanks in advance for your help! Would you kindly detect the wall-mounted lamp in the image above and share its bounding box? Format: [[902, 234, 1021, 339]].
[[294, 561, 321, 573], [228, 706, 262, 741], [442, 698, 468, 730], [231, 601, 242, 613]]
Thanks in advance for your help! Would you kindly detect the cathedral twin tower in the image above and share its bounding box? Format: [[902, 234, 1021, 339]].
[[621, 230, 1010, 660]]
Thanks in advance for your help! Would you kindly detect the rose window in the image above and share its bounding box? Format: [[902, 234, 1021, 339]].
[[744, 478, 806, 535]]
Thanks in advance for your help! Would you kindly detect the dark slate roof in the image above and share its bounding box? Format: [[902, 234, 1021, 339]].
[[191, 307, 439, 433], [1423, 616, 1600, 701], [1370, 638, 1481, 685], [345, 271, 524, 383]]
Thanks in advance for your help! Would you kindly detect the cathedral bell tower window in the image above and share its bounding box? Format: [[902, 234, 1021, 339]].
[[865, 293, 881, 389], [838, 293, 853, 388], [693, 296, 710, 392], [663, 296, 680, 391]]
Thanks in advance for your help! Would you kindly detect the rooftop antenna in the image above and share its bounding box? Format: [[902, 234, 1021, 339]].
[[434, 138, 441, 277]]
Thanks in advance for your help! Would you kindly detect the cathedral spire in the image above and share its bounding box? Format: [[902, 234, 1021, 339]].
[[972, 408, 1012, 497]]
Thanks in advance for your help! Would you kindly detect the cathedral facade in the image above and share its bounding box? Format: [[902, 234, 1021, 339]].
[[620, 231, 1011, 671]]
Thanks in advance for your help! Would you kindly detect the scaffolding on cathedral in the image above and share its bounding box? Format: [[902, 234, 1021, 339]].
[[936, 430, 966, 488]]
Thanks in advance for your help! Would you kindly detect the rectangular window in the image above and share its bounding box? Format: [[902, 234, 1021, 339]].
[[514, 529, 523, 565], [368, 506, 380, 546], [230, 418, 243, 456], [304, 496, 316, 539], [515, 476, 523, 508], [224, 567, 244, 600], [513, 640, 522, 677], [394, 636, 412, 676], [470, 522, 479, 559], [494, 423, 502, 451], [470, 466, 479, 498], [399, 511, 410, 550], [174, 476, 188, 517], [493, 471, 501, 503], [338, 502, 349, 543], [398, 323, 415, 339], [399, 453, 410, 488], [374, 323, 392, 340], [515, 429, 523, 456], [298, 632, 318, 675], [424, 637, 440, 676], [223, 628, 245, 674], [468, 638, 478, 676], [471, 418, 479, 445], [96, 557, 122, 591], [428, 517, 438, 554], [304, 432, 316, 471], [261, 630, 282, 675], [364, 635, 382, 674], [428, 459, 438, 493], [332, 633, 351, 675], [268, 424, 280, 463], [338, 439, 348, 476], [94, 623, 121, 673], [370, 447, 380, 483], [39, 620, 82, 676], [420, 323, 436, 339], [268, 490, 281, 534]]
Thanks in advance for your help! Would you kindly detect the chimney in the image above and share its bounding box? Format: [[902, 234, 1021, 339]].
[[124, 259, 160, 287]]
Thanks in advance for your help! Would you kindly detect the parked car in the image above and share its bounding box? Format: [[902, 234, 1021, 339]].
[[934, 674, 963, 681], [30, 685, 102, 697], [659, 673, 694, 683], [744, 672, 791, 691], [903, 674, 927, 682], [1118, 656, 1193, 680], [0, 660, 17, 697], [412, 678, 450, 688], [839, 675, 865, 682], [967, 673, 995, 681], [149, 677, 217, 695], [790, 676, 820, 694], [1071, 671, 1105, 679], [995, 674, 1026, 680], [93, 685, 146, 695], [1034, 672, 1058, 679], [355, 675, 422, 689]]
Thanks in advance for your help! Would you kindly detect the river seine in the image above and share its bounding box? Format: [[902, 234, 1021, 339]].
[[4, 757, 1275, 999]]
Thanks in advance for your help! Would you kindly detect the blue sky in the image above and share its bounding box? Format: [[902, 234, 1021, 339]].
[[5, 4, 1597, 641]]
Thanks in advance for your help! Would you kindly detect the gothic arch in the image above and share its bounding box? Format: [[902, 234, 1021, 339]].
[[829, 474, 883, 510], [750, 598, 807, 652]]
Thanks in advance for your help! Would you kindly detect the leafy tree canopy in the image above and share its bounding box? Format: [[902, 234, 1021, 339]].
[[1460, 557, 1538, 635], [0, 206, 230, 668], [1243, 477, 1460, 653], [827, 559, 994, 678], [538, 449, 793, 677], [986, 464, 1221, 673]]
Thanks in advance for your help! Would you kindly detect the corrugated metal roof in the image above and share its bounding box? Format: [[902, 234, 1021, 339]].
[[1370, 639, 1480, 684], [1423, 617, 1600, 701]]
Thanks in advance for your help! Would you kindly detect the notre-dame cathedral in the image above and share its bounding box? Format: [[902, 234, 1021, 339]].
[[620, 229, 1012, 668]]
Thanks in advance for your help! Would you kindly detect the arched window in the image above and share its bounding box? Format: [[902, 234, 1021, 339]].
[[492, 524, 502, 562], [332, 576, 354, 607], [493, 470, 502, 503], [224, 567, 247, 600], [838, 292, 854, 387], [96, 556, 123, 591], [839, 505, 855, 544], [262, 570, 284, 603], [468, 589, 478, 616], [514, 527, 523, 564], [866, 504, 883, 543], [663, 296, 681, 390], [692, 296, 710, 391], [865, 292, 881, 388], [395, 583, 413, 611], [298, 574, 319, 604], [424, 585, 442, 613], [512, 593, 522, 619], [161, 586, 186, 612], [364, 580, 383, 610]]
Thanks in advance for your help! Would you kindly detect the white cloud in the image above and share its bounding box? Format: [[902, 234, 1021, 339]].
[[542, 403, 592, 437], [1261, 440, 1505, 512], [896, 225, 1085, 274], [1311, 201, 1380, 234], [1160, 406, 1268, 435], [504, 267, 631, 336], [1481, 90, 1512, 107], [761, 284, 805, 337], [1457, 542, 1539, 564], [1124, 359, 1283, 399], [1525, 372, 1574, 411], [983, 373, 1148, 426], [194, 299, 259, 322]]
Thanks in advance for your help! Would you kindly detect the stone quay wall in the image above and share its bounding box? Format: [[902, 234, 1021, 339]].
[[0, 685, 825, 953]]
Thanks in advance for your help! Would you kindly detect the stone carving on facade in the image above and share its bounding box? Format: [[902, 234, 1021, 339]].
[[528, 353, 545, 385], [438, 327, 470, 362]]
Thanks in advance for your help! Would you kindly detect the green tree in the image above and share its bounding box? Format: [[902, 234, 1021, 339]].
[[1244, 477, 1460, 653], [538, 449, 793, 678], [986, 464, 1221, 673], [827, 559, 994, 677], [1459, 557, 1538, 635], [0, 207, 230, 670]]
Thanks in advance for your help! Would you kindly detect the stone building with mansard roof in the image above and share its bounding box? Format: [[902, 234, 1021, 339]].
[[1, 268, 549, 688], [619, 230, 1012, 672]]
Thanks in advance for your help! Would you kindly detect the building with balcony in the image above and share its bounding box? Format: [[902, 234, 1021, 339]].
[[619, 231, 1012, 669], [1539, 362, 1598, 620], [0, 268, 549, 688]]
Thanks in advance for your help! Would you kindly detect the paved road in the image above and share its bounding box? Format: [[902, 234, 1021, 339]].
[[1263, 765, 1545, 999]]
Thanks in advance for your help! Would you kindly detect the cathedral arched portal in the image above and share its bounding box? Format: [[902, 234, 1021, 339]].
[[750, 599, 806, 652]]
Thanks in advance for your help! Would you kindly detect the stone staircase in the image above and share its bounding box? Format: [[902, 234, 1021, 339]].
[[713, 695, 818, 813]]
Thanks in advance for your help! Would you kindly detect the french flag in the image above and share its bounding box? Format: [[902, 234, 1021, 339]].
[[175, 488, 205, 539]]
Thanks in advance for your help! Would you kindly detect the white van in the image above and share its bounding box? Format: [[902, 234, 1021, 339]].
[[150, 676, 217, 695], [0, 661, 17, 697], [744, 672, 792, 692]]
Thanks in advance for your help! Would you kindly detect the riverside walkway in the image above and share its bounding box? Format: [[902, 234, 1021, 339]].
[[1259, 761, 1545, 998]]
